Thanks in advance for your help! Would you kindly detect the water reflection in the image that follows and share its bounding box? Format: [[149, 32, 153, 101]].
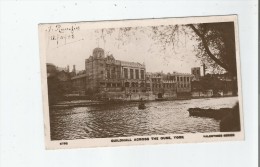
[[50, 97, 238, 140]]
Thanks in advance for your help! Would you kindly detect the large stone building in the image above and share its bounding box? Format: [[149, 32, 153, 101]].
[[145, 72, 176, 99], [71, 48, 194, 100], [83, 48, 145, 94], [166, 72, 193, 92]]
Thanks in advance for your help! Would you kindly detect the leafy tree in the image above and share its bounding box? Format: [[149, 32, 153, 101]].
[[95, 22, 237, 77], [47, 72, 65, 105], [187, 22, 237, 76]]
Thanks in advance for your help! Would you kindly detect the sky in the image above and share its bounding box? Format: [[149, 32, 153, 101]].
[[45, 23, 202, 74]]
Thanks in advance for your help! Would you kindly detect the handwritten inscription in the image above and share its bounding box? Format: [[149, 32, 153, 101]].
[[46, 24, 82, 47], [50, 34, 75, 45], [46, 24, 80, 33]]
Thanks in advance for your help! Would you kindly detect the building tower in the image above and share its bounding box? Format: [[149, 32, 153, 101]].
[[85, 48, 106, 92], [67, 65, 70, 72], [203, 63, 206, 76], [191, 67, 201, 81], [73, 65, 76, 73]]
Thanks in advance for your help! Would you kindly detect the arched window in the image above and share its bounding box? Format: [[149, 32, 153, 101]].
[[125, 82, 129, 87], [135, 82, 139, 87], [131, 82, 135, 87]]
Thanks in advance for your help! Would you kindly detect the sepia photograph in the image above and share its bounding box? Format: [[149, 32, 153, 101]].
[[38, 15, 244, 149]]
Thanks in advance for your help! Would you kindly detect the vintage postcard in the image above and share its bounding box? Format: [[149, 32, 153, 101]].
[[38, 15, 244, 149]]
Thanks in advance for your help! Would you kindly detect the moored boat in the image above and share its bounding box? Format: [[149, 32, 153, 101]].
[[138, 98, 146, 109], [138, 103, 146, 110]]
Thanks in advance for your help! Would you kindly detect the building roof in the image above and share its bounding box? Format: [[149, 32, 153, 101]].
[[120, 60, 145, 68], [171, 71, 194, 76], [71, 74, 87, 80]]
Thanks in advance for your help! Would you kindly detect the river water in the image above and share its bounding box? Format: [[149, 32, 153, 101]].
[[49, 97, 239, 140]]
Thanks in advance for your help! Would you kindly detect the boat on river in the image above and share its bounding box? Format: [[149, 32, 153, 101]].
[[138, 103, 146, 110], [138, 98, 146, 109]]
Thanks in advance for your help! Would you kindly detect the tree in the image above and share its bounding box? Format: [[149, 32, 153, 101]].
[[187, 22, 237, 76], [95, 22, 237, 77], [47, 74, 65, 105]]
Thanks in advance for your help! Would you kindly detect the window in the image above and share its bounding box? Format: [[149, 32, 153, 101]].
[[101, 71, 103, 74], [117, 71, 121, 79], [130, 69, 134, 79], [124, 68, 128, 79], [187, 77, 189, 82], [111, 67, 116, 79], [141, 70, 144, 79], [177, 77, 179, 82], [107, 70, 110, 79], [180, 77, 183, 82], [131, 82, 135, 87], [125, 82, 129, 87], [135, 69, 139, 79]]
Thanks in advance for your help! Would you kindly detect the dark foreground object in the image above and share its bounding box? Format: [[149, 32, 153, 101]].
[[138, 103, 146, 110], [188, 102, 240, 132], [138, 99, 146, 110], [188, 107, 231, 120]]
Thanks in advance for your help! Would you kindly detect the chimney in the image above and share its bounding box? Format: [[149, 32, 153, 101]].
[[203, 64, 206, 76], [73, 65, 76, 73]]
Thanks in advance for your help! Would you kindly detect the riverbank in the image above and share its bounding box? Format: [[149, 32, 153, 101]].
[[188, 102, 240, 132], [50, 99, 141, 109], [50, 95, 238, 109]]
